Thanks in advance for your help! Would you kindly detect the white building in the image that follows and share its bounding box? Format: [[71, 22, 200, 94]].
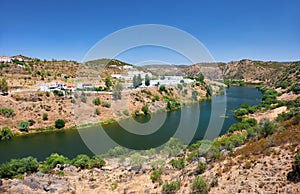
[[0, 56, 11, 63]]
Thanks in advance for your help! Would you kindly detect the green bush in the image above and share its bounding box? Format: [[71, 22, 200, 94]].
[[18, 121, 30, 132], [142, 105, 149, 115], [162, 181, 180, 194], [39, 153, 69, 173], [42, 113, 48, 121], [243, 118, 258, 127], [95, 108, 100, 115], [159, 85, 167, 93], [162, 137, 184, 157], [150, 168, 163, 184], [170, 157, 185, 170], [0, 156, 39, 178], [93, 98, 101, 105], [53, 90, 64, 96], [152, 94, 160, 102], [80, 93, 87, 103], [102, 101, 111, 108], [228, 121, 251, 133], [122, 109, 130, 116], [0, 107, 14, 118], [257, 119, 276, 138], [88, 156, 106, 168], [196, 161, 206, 174], [234, 108, 248, 118], [71, 154, 90, 169], [141, 89, 152, 96], [0, 126, 13, 140], [55, 119, 65, 129], [104, 146, 130, 158], [191, 176, 208, 194], [130, 152, 146, 169]]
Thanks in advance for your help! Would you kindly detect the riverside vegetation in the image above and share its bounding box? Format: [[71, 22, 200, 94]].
[[0, 57, 299, 193]]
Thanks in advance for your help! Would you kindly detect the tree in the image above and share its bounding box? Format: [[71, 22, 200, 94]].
[[113, 82, 122, 100], [145, 74, 150, 86], [137, 74, 142, 86], [18, 121, 30, 132], [105, 76, 112, 90], [55, 119, 65, 129], [0, 78, 8, 93], [0, 126, 13, 140], [197, 73, 205, 83]]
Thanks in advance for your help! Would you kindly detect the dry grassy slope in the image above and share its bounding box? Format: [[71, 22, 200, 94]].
[[182, 59, 300, 88]]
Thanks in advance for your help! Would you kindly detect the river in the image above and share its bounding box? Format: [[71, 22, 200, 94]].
[[0, 87, 262, 164]]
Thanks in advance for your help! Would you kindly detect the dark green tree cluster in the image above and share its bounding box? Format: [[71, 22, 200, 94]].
[[0, 156, 39, 178]]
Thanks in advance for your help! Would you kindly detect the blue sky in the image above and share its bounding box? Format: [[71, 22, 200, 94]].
[[1, 0, 300, 64]]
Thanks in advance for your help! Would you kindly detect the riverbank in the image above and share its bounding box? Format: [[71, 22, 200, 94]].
[[0, 82, 209, 138]]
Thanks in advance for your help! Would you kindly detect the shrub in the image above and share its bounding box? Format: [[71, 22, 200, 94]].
[[53, 90, 64, 96], [104, 146, 129, 158], [152, 94, 160, 102], [130, 152, 146, 170], [102, 101, 111, 108], [150, 159, 166, 169], [234, 108, 248, 118], [122, 109, 130, 116], [55, 119, 65, 129], [92, 98, 101, 105], [196, 161, 207, 174], [150, 168, 163, 184], [141, 89, 152, 95], [228, 121, 251, 133], [95, 108, 100, 115], [243, 118, 258, 127], [162, 181, 180, 194], [0, 156, 39, 178], [42, 113, 48, 121], [80, 94, 87, 103], [134, 109, 140, 116], [258, 119, 276, 138], [71, 154, 90, 169], [0, 107, 14, 118], [142, 105, 149, 115], [88, 156, 106, 168], [39, 153, 69, 173], [191, 176, 208, 194], [170, 157, 185, 170], [159, 85, 167, 93], [18, 121, 30, 132], [0, 126, 13, 140], [145, 148, 156, 157], [162, 137, 184, 157]]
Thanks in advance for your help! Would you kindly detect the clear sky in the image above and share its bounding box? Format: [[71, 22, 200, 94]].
[[1, 0, 300, 64]]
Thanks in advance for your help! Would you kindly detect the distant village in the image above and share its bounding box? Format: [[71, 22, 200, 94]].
[[0, 55, 195, 94]]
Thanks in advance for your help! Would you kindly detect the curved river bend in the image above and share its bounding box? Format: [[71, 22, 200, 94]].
[[0, 87, 262, 164]]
